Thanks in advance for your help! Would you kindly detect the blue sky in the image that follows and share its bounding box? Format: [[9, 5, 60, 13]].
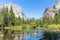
[[0, 0, 60, 19]]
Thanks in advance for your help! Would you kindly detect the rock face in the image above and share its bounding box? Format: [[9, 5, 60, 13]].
[[43, 8, 57, 18], [43, 2, 60, 19], [0, 3, 26, 19], [54, 2, 60, 10]]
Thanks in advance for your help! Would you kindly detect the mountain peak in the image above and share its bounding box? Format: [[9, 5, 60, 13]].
[[43, 2, 60, 19], [0, 3, 26, 19], [54, 1, 60, 10]]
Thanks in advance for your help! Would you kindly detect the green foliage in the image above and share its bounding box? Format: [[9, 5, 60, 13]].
[[0, 13, 4, 25], [0, 6, 43, 31], [8, 6, 16, 26], [0, 6, 21, 27], [53, 14, 60, 24], [48, 24, 60, 28], [44, 31, 60, 40], [15, 17, 23, 26]]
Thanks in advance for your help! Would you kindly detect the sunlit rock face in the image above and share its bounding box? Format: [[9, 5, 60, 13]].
[[43, 8, 57, 19], [54, 2, 60, 13], [54, 2, 60, 10], [43, 2, 60, 19], [0, 3, 26, 19]]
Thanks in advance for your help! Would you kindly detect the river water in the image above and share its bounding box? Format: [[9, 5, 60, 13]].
[[14, 29, 44, 40]]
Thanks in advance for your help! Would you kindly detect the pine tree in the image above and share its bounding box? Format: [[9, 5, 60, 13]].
[[8, 6, 16, 26], [2, 7, 9, 27]]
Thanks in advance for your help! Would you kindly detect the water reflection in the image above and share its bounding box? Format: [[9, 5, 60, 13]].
[[24, 29, 43, 40], [1, 29, 43, 40]]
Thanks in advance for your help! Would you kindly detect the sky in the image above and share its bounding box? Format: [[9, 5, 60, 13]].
[[0, 0, 60, 19]]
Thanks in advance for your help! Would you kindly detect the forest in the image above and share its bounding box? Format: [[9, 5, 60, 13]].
[[0, 6, 60, 40]]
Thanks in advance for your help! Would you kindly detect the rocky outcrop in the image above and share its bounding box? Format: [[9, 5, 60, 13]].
[[43, 8, 57, 18], [54, 1, 60, 10], [0, 3, 26, 19], [43, 2, 60, 19]]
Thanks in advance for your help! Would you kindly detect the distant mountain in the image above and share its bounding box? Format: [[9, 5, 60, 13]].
[[43, 2, 60, 19], [0, 3, 26, 19], [54, 1, 60, 10]]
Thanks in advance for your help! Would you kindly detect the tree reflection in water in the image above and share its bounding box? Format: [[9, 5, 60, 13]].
[[1, 29, 43, 40]]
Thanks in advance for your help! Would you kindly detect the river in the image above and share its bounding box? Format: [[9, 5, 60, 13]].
[[14, 29, 44, 40]]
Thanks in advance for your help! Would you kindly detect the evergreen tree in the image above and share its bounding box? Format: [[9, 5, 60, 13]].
[[8, 6, 16, 26], [54, 13, 60, 24], [15, 16, 23, 26], [2, 7, 9, 27]]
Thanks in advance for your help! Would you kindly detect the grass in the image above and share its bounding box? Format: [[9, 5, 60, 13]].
[[4, 24, 60, 31], [43, 24, 60, 32], [4, 26, 22, 30], [48, 24, 60, 29], [0, 31, 3, 40]]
